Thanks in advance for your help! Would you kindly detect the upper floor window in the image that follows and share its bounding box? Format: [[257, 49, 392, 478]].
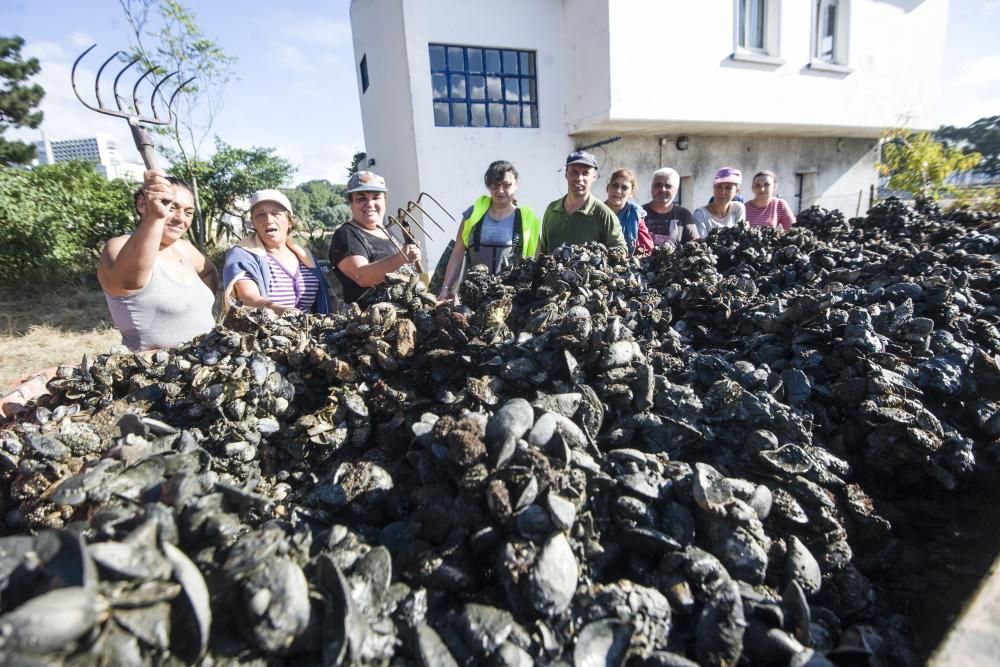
[[733, 0, 782, 64], [812, 0, 850, 67], [360, 55, 369, 93], [428, 44, 538, 129], [738, 0, 766, 52]]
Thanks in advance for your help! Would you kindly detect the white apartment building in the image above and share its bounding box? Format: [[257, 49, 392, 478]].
[[350, 0, 947, 267], [34, 133, 145, 181]]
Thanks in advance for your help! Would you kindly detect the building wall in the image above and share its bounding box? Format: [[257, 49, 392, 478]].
[[576, 134, 880, 216], [565, 0, 611, 130], [350, 0, 421, 245], [605, 0, 946, 134]]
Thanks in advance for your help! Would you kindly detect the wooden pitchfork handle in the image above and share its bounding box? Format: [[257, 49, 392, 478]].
[[129, 119, 159, 170]]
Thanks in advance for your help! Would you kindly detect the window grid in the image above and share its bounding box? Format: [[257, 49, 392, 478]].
[[429, 44, 538, 129]]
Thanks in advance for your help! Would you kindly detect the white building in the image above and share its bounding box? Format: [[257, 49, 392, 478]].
[[350, 0, 948, 267], [34, 133, 145, 181]]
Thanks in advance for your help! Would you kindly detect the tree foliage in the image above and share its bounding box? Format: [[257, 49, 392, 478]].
[[171, 138, 295, 245], [119, 0, 237, 246], [936, 115, 1000, 179], [346, 150, 367, 179], [0, 35, 45, 166], [0, 162, 134, 283], [877, 127, 982, 199], [283, 179, 350, 229]]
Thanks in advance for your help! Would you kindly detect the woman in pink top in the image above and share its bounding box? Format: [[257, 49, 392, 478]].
[[745, 170, 795, 231]]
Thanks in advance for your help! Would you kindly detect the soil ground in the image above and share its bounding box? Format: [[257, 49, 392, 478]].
[[0, 278, 120, 388]]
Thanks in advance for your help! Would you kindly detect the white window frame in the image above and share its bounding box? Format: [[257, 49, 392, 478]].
[[732, 0, 784, 66], [809, 0, 852, 73]]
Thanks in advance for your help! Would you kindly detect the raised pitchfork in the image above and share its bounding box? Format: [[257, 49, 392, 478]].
[[383, 192, 453, 277], [71, 44, 195, 170]]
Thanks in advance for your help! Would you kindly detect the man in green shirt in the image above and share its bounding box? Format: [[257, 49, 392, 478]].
[[539, 150, 627, 254]]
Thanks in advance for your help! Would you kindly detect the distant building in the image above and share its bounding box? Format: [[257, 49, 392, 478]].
[[350, 0, 947, 266], [34, 133, 145, 182]]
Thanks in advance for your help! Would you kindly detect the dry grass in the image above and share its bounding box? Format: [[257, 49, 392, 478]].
[[0, 279, 121, 389]]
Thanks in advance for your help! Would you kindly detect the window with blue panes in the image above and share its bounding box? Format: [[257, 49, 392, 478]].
[[429, 44, 538, 128]]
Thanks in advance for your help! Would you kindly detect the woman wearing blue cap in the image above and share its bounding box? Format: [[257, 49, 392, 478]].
[[329, 171, 422, 304], [222, 189, 334, 315]]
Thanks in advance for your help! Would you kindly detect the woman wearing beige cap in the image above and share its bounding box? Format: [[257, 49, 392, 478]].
[[222, 189, 334, 315], [329, 171, 422, 304]]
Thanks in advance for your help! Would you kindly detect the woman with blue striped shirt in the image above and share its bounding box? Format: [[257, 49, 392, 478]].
[[222, 190, 334, 316]]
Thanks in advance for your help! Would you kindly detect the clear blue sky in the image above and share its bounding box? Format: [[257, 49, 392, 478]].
[[4, 0, 998, 186]]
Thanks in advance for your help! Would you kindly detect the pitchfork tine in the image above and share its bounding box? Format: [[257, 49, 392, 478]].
[[405, 201, 449, 232], [94, 50, 126, 111], [70, 44, 102, 113], [163, 76, 196, 121], [149, 70, 181, 121], [112, 57, 141, 112], [397, 208, 435, 240], [416, 192, 457, 223], [131, 67, 159, 118]]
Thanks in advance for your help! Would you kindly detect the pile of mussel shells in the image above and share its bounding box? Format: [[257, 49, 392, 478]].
[[1, 198, 998, 665]]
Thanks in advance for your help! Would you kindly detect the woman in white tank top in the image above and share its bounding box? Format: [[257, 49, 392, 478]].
[[98, 170, 218, 351]]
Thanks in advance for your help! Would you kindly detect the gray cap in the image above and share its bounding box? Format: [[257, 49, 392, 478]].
[[346, 170, 388, 194]]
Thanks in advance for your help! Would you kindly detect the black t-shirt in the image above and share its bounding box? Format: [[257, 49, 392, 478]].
[[642, 203, 697, 245], [329, 222, 400, 304]]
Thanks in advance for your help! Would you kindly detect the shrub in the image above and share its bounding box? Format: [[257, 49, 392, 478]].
[[0, 161, 135, 284]]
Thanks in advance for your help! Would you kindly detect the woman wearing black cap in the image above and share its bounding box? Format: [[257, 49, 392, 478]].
[[329, 171, 422, 304]]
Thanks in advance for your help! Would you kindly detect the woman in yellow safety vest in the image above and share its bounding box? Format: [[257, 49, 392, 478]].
[[436, 160, 541, 302]]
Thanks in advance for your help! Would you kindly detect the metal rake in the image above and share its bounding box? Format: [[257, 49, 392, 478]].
[[71, 44, 195, 170]]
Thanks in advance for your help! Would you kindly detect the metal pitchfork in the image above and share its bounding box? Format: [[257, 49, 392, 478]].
[[71, 44, 195, 170], [383, 193, 453, 276]]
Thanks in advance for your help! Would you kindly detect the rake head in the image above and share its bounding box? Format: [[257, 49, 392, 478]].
[[71, 44, 195, 169], [388, 192, 453, 243]]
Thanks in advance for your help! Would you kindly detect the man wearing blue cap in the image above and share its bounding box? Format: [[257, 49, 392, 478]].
[[539, 151, 627, 254]]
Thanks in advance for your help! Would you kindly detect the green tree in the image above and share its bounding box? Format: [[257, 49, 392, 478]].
[[282, 188, 313, 222], [172, 138, 295, 245], [877, 127, 982, 199], [346, 150, 367, 179], [0, 161, 134, 283], [0, 36, 45, 166], [120, 0, 237, 247], [936, 115, 1000, 179], [283, 179, 351, 229], [315, 203, 351, 228]]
